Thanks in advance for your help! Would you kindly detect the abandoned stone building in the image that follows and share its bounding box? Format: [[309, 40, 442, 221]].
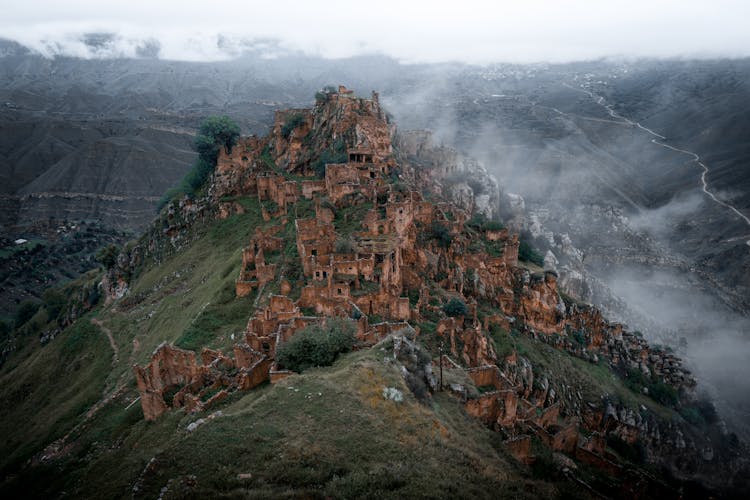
[[133, 86, 696, 473]]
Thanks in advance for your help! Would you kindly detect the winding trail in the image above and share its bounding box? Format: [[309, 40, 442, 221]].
[[36, 317, 125, 463], [563, 82, 750, 247], [91, 317, 119, 364]]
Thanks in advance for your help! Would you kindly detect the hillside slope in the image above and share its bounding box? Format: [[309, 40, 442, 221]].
[[1, 86, 747, 498]]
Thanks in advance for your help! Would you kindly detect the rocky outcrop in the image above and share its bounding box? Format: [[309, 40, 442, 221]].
[[395, 130, 501, 220]]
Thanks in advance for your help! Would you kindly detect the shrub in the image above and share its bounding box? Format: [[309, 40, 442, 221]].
[[649, 381, 679, 407], [572, 330, 586, 346], [482, 220, 505, 231], [518, 239, 544, 266], [311, 140, 348, 178], [281, 113, 306, 139], [183, 158, 214, 192], [315, 85, 338, 102], [430, 222, 452, 249], [334, 237, 355, 254], [679, 406, 705, 425], [95, 244, 119, 268], [443, 298, 468, 317], [276, 319, 356, 373], [195, 115, 241, 163], [694, 398, 719, 424]]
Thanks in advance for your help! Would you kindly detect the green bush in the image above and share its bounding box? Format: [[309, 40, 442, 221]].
[[649, 381, 679, 407], [334, 237, 355, 254], [430, 222, 452, 249], [95, 244, 119, 268], [195, 115, 241, 164], [443, 298, 468, 317], [679, 406, 705, 425], [157, 116, 240, 211], [311, 139, 348, 178], [315, 85, 338, 102], [518, 240, 544, 266], [276, 319, 356, 373], [281, 113, 306, 139], [482, 220, 505, 231]]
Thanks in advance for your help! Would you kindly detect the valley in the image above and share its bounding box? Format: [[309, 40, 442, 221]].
[[1, 44, 749, 496]]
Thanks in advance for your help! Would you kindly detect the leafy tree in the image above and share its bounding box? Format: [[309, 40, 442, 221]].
[[275, 319, 356, 373], [430, 222, 452, 249], [443, 298, 468, 317], [95, 244, 119, 268], [518, 239, 544, 266], [195, 116, 241, 164], [281, 113, 306, 139], [156, 116, 240, 211]]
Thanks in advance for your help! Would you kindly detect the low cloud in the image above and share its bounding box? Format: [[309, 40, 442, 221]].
[[2, 1, 750, 63]]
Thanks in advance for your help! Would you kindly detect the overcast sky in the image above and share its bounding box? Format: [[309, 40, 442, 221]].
[[1, 0, 749, 63]]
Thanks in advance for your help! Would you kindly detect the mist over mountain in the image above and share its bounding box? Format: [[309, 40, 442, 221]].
[[382, 58, 750, 437], [1, 26, 750, 496]]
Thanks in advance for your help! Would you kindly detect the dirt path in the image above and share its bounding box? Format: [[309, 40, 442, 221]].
[[91, 317, 119, 364]]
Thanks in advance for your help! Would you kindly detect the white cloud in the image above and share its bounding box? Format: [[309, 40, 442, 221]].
[[1, 0, 749, 63]]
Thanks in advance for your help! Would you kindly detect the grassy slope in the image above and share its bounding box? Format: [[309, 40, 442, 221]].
[[3, 345, 561, 498], [0, 192, 681, 498], [0, 318, 110, 472]]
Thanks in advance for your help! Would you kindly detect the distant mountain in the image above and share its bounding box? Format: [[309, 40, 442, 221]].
[[2, 47, 750, 440]]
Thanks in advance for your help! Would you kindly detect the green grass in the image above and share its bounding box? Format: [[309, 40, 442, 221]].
[[0, 238, 47, 259], [334, 202, 373, 237], [0, 314, 110, 473], [2, 346, 557, 499], [124, 202, 267, 360]]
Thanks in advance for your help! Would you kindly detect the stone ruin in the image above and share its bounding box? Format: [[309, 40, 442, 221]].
[[133, 86, 697, 478]]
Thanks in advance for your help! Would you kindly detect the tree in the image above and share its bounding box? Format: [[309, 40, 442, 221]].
[[95, 244, 119, 268], [195, 116, 240, 164], [157, 116, 241, 211], [443, 298, 468, 317], [430, 222, 452, 249], [518, 240, 544, 266]]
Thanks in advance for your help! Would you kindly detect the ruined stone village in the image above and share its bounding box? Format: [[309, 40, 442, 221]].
[[131, 86, 695, 471]]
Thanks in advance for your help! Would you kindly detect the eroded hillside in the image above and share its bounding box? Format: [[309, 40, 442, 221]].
[[1, 86, 747, 499]]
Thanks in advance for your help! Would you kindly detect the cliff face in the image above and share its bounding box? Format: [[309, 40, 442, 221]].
[[112, 87, 744, 495]]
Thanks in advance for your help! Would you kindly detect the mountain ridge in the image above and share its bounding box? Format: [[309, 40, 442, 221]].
[[2, 85, 746, 498]]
